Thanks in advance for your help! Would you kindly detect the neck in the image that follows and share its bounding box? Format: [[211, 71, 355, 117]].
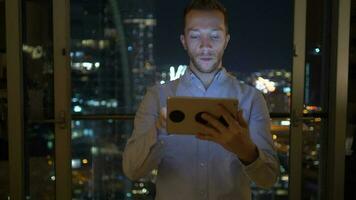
[[190, 64, 222, 89]]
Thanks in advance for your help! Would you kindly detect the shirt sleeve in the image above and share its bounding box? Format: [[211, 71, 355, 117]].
[[242, 91, 280, 188], [122, 86, 165, 180]]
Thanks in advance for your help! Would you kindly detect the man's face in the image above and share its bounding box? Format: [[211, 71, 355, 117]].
[[181, 9, 230, 73]]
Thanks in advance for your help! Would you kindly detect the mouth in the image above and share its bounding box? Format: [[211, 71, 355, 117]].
[[199, 57, 214, 62]]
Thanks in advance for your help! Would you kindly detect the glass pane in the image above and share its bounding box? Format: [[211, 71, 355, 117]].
[[301, 0, 331, 198], [71, 119, 291, 199], [251, 118, 290, 200], [304, 0, 330, 112], [70, 0, 293, 199], [71, 120, 156, 199], [0, 0, 9, 196], [70, 0, 293, 115], [70, 0, 157, 115], [302, 118, 325, 200], [22, 0, 55, 199]]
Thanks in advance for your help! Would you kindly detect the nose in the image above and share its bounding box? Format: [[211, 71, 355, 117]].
[[200, 36, 212, 49]]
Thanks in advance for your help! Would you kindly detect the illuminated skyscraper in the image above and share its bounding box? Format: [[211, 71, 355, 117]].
[[70, 0, 157, 199], [123, 11, 157, 108]]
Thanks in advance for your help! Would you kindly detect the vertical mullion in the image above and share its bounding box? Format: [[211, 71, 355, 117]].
[[53, 0, 72, 199], [5, 0, 25, 199], [327, 0, 350, 199], [290, 0, 307, 199]]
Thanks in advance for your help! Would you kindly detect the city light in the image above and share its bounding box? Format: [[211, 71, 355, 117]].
[[72, 62, 101, 71], [70, 51, 84, 58], [255, 77, 276, 94], [83, 128, 94, 137], [132, 188, 149, 195], [22, 44, 44, 59], [283, 87, 291, 93], [82, 62, 93, 70], [72, 159, 81, 169], [73, 105, 82, 113], [48, 160, 53, 165], [98, 40, 110, 49], [91, 146, 99, 155], [169, 65, 187, 81], [281, 120, 291, 126], [281, 175, 289, 182], [75, 121, 81, 126], [305, 105, 322, 111], [47, 141, 53, 149], [87, 100, 100, 107], [72, 131, 81, 139], [123, 18, 157, 26]]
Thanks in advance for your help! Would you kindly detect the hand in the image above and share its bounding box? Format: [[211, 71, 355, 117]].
[[196, 105, 258, 165], [156, 107, 167, 131]]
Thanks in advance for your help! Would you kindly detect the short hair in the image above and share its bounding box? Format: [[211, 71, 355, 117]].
[[183, 0, 229, 33]]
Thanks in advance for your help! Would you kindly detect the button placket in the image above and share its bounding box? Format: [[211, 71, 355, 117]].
[[197, 140, 209, 199], [200, 162, 205, 167]]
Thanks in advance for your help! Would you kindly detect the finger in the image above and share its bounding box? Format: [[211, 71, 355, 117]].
[[196, 132, 218, 142], [196, 122, 221, 138], [161, 115, 166, 128], [156, 118, 164, 129], [161, 107, 167, 119], [237, 110, 248, 128], [218, 104, 241, 129], [201, 113, 228, 133], [161, 118, 167, 128], [156, 120, 160, 129]]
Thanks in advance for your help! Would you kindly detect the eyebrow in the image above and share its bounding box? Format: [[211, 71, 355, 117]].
[[187, 28, 224, 32]]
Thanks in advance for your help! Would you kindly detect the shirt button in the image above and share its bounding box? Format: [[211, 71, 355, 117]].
[[200, 162, 205, 167]]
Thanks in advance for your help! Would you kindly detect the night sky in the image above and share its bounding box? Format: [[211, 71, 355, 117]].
[[154, 0, 294, 74]]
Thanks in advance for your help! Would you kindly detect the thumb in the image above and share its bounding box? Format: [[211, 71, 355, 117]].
[[161, 107, 167, 119], [238, 110, 248, 128]]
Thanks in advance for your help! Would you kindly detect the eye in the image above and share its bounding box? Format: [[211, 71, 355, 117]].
[[211, 34, 221, 40], [190, 34, 200, 39]]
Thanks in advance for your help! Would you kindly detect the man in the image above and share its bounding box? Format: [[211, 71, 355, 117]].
[[123, 0, 280, 199]]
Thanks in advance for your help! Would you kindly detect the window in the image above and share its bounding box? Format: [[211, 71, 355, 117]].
[[22, 0, 55, 198], [70, 0, 292, 199]]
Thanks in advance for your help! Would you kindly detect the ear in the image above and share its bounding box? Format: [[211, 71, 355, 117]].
[[180, 34, 187, 50], [224, 34, 230, 50]]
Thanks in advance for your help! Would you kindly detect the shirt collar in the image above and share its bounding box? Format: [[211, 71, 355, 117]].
[[183, 67, 229, 83]]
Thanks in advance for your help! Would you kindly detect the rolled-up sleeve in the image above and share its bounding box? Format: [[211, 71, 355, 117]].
[[122, 86, 164, 180], [243, 91, 280, 188]]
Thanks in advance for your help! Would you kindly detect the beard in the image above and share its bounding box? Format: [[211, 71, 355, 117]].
[[188, 52, 223, 74]]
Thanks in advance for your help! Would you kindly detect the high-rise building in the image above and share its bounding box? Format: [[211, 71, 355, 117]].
[[70, 0, 157, 199]]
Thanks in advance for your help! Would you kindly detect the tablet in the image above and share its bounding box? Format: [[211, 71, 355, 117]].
[[166, 96, 238, 135]]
